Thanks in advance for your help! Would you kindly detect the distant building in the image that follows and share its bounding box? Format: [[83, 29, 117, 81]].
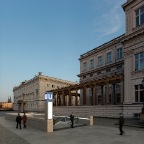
[[0, 102, 13, 110], [13, 72, 77, 112]]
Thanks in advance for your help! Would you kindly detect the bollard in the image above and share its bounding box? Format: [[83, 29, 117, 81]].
[[47, 119, 53, 132], [90, 116, 93, 125]]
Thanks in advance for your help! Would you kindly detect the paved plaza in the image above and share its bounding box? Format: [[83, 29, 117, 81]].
[[0, 113, 144, 144]]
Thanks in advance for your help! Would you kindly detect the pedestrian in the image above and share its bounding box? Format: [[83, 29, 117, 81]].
[[70, 112, 74, 128], [16, 113, 22, 129], [22, 112, 27, 128], [119, 113, 125, 135]]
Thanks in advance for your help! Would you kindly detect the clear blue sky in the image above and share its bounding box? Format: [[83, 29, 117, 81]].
[[0, 0, 126, 102]]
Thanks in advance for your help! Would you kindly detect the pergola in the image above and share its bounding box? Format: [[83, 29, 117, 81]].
[[48, 74, 124, 106]]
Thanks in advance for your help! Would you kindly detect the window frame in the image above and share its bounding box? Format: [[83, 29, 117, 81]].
[[117, 47, 123, 60], [135, 5, 144, 27], [135, 84, 144, 103], [135, 52, 144, 71], [90, 59, 94, 69], [98, 56, 103, 66], [83, 62, 87, 72], [107, 52, 112, 63]]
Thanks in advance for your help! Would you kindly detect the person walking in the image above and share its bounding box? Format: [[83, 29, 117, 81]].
[[16, 113, 22, 129], [119, 113, 125, 135], [22, 113, 27, 128], [70, 112, 74, 128]]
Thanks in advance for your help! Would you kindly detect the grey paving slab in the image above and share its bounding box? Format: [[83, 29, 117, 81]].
[[0, 124, 30, 144], [0, 117, 144, 144]]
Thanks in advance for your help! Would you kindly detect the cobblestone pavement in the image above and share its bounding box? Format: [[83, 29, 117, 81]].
[[0, 124, 30, 144]]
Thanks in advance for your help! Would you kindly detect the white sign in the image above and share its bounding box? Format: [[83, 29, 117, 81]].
[[45, 92, 53, 120]]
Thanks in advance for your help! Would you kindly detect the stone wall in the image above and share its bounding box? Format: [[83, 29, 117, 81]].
[[53, 105, 143, 118]]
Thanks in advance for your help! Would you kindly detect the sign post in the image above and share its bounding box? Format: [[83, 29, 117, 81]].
[[45, 92, 53, 133]]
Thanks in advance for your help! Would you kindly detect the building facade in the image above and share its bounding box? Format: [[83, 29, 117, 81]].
[[122, 0, 144, 104], [78, 0, 144, 108], [49, 0, 144, 118], [13, 72, 77, 112]]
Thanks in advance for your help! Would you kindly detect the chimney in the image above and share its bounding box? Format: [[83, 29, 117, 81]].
[[38, 72, 42, 75]]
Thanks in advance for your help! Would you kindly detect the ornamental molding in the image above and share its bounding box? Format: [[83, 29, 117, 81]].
[[131, 70, 144, 78]]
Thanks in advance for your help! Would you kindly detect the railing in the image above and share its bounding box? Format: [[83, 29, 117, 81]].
[[53, 116, 79, 125]]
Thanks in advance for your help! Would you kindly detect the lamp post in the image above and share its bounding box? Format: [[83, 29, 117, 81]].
[[142, 78, 144, 113]]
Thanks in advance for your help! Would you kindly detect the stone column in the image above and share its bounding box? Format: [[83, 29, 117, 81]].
[[83, 86, 86, 105], [62, 90, 65, 106], [75, 90, 78, 106], [69, 89, 71, 106], [121, 79, 124, 104], [92, 86, 97, 105], [92, 86, 95, 105], [55, 93, 57, 106], [106, 83, 109, 104], [112, 84, 116, 104], [101, 85, 104, 105]]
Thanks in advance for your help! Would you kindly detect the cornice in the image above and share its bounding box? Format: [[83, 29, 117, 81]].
[[122, 0, 134, 11], [77, 60, 124, 77], [13, 74, 77, 91], [79, 34, 125, 61], [121, 26, 144, 43]]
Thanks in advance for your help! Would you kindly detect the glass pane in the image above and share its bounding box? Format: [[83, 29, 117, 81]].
[[140, 52, 144, 58], [141, 6, 144, 13], [141, 13, 144, 25], [135, 85, 138, 90], [120, 52, 122, 58], [135, 91, 138, 102], [140, 59, 144, 70], [135, 60, 138, 70], [135, 9, 139, 16], [136, 16, 139, 26], [135, 54, 139, 59], [140, 84, 144, 89], [140, 91, 144, 102], [117, 94, 120, 103]]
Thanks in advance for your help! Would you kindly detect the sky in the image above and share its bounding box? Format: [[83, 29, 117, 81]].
[[0, 0, 126, 102]]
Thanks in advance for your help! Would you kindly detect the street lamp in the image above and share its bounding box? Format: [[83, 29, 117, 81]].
[[142, 78, 144, 113]]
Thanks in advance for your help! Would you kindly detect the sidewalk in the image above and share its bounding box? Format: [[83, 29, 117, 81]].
[[0, 116, 144, 144]]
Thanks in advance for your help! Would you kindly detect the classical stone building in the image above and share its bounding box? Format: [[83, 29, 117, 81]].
[[49, 0, 144, 118], [78, 0, 144, 108], [122, 0, 144, 104], [13, 72, 77, 112]]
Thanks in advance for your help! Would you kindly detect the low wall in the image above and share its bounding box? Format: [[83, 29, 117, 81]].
[[140, 113, 144, 123], [53, 105, 142, 118], [5, 113, 47, 132]]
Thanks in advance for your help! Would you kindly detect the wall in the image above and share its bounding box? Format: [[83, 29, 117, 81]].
[[53, 105, 143, 118]]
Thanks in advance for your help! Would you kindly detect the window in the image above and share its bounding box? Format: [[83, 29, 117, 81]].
[[97, 71, 101, 75], [117, 65, 122, 70], [106, 69, 111, 73], [135, 5, 144, 27], [90, 59, 94, 69], [117, 48, 123, 59], [83, 76, 86, 79], [98, 56, 102, 66], [83, 62, 87, 71], [107, 52, 112, 63], [135, 84, 144, 102], [90, 73, 93, 77], [135, 52, 144, 71]]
